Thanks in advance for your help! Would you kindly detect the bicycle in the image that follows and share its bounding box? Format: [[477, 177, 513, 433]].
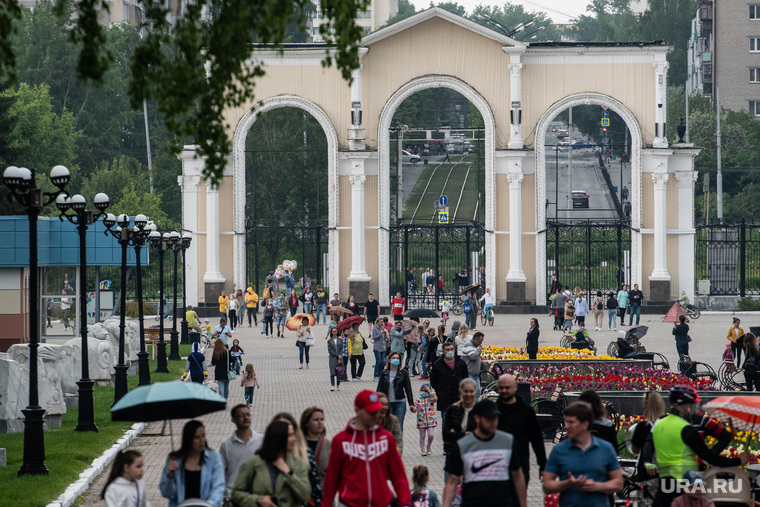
[[678, 300, 700, 319], [480, 306, 494, 326], [451, 302, 464, 316], [231, 351, 244, 374]]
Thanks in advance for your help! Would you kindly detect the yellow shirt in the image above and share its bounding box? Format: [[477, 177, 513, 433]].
[[186, 310, 199, 327], [219, 295, 229, 313], [245, 292, 259, 308], [347, 330, 364, 355]]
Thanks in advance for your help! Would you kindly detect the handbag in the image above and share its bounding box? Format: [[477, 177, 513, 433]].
[[226, 352, 236, 380], [306, 334, 316, 347], [335, 365, 348, 381], [617, 308, 625, 317], [462, 303, 472, 313], [362, 337, 368, 350]]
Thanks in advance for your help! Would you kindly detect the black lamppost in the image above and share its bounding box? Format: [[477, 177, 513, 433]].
[[103, 213, 148, 404], [133, 217, 153, 386], [56, 192, 110, 433], [168, 231, 182, 360], [180, 231, 192, 345], [148, 229, 172, 373], [3, 164, 70, 476]]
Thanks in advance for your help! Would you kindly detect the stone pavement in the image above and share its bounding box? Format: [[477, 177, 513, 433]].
[[73, 310, 752, 506]]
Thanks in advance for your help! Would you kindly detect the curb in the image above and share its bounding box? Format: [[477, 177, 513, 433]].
[[46, 422, 146, 507]]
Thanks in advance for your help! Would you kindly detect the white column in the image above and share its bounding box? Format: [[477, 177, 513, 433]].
[[507, 62, 524, 149], [348, 172, 370, 281], [650, 172, 670, 280], [506, 171, 526, 281], [675, 170, 698, 301], [178, 146, 204, 303], [349, 48, 368, 151], [653, 60, 669, 148], [204, 185, 225, 283]]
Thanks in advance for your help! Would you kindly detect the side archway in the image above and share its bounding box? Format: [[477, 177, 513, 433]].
[[534, 93, 643, 305], [232, 96, 340, 293], [377, 76, 496, 306]]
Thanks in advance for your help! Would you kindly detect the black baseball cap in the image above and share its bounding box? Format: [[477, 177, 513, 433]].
[[472, 399, 500, 418]]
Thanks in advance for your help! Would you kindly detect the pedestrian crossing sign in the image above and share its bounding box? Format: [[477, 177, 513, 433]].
[[601, 118, 610, 127], [438, 211, 449, 224]]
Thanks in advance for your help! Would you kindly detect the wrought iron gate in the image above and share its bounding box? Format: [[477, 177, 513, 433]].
[[695, 220, 760, 296], [389, 222, 485, 309], [246, 225, 328, 294], [546, 220, 631, 297]]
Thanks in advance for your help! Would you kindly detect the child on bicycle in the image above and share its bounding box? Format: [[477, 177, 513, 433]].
[[478, 288, 494, 321], [229, 339, 245, 374]]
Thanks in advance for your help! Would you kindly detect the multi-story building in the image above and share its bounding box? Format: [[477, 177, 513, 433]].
[[308, 0, 398, 42], [687, 1, 760, 115]]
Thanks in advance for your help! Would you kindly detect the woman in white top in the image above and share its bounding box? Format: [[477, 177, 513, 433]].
[[454, 323, 471, 355], [478, 288, 494, 320], [227, 297, 238, 331], [573, 291, 589, 327]]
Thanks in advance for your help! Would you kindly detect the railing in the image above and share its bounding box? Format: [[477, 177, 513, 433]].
[[695, 219, 760, 296]]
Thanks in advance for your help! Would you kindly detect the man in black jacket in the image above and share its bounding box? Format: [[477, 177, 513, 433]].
[[496, 374, 547, 486], [430, 341, 469, 426]]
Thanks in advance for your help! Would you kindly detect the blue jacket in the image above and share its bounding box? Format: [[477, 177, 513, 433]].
[[159, 449, 226, 507]]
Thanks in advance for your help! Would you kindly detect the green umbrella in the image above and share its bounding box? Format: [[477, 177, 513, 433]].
[[111, 381, 227, 422]]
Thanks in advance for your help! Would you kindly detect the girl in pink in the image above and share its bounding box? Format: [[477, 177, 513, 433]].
[[240, 363, 260, 406], [414, 384, 438, 456]]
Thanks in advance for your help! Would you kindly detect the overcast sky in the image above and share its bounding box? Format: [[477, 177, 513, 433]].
[[408, 0, 593, 24]]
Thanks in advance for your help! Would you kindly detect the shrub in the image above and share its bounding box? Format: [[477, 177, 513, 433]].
[[738, 298, 759, 311], [117, 300, 157, 318]]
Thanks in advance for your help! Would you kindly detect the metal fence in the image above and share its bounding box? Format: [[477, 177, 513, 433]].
[[546, 219, 631, 297], [246, 225, 329, 294], [695, 220, 760, 296], [389, 222, 485, 309]]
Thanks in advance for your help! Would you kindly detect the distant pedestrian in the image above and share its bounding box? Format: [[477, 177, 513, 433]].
[[392, 291, 406, 321], [182, 342, 207, 384], [236, 288, 245, 327], [289, 289, 299, 317], [415, 384, 438, 456], [460, 331, 484, 398], [227, 296, 238, 330], [347, 322, 366, 381], [673, 314, 690, 359], [606, 292, 618, 330], [743, 333, 760, 391], [296, 316, 313, 369], [240, 363, 260, 406], [159, 420, 225, 507], [628, 284, 643, 326], [211, 338, 232, 399], [728, 317, 745, 367], [526, 318, 540, 360], [219, 404, 263, 497], [363, 293, 380, 333], [574, 291, 588, 327], [218, 289, 229, 321], [371, 318, 389, 381], [245, 287, 258, 327], [102, 450, 151, 507], [321, 390, 411, 507], [302, 286, 313, 315], [265, 270, 279, 295], [185, 305, 202, 334], [591, 291, 605, 331], [617, 284, 629, 326], [441, 298, 451, 326], [376, 350, 416, 429], [314, 285, 328, 324], [212, 317, 232, 347], [622, 185, 629, 202], [326, 327, 344, 391], [430, 341, 469, 425], [275, 294, 288, 337], [262, 299, 274, 337], [344, 294, 360, 316]]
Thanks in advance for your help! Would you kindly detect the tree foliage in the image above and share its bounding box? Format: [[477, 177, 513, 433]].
[[470, 3, 560, 42]]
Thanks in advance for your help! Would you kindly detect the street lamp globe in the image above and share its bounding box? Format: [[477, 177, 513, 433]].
[[55, 194, 71, 212], [3, 166, 22, 189], [169, 230, 180, 244], [117, 214, 130, 228], [18, 167, 33, 188], [182, 231, 192, 247], [148, 230, 161, 244], [49, 165, 70, 189], [93, 193, 110, 211], [103, 213, 117, 228], [163, 232, 171, 241], [134, 214, 148, 229], [70, 194, 86, 212]]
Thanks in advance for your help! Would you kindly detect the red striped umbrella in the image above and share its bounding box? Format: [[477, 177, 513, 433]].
[[703, 396, 760, 430]]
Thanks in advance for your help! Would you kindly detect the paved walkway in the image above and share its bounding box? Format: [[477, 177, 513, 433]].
[[74, 310, 746, 506]]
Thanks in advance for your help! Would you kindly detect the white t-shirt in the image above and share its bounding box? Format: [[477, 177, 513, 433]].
[[228, 298, 237, 311]]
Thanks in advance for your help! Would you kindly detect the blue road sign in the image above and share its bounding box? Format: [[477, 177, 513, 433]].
[[601, 118, 610, 127], [602, 110, 610, 118], [438, 211, 449, 224], [439, 195, 448, 207]]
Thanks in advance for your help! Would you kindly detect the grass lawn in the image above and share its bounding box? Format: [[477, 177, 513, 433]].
[[0, 344, 191, 507]]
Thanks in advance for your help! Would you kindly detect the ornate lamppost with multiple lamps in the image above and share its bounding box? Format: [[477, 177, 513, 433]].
[[148, 229, 173, 373], [3, 164, 70, 476], [56, 192, 110, 432], [167, 231, 181, 360]]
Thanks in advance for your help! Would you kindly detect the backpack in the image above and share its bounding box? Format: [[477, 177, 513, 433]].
[[411, 489, 430, 507], [595, 297, 604, 310]]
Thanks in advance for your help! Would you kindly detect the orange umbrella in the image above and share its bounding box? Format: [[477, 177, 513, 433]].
[[329, 306, 353, 317], [703, 396, 760, 430], [286, 313, 316, 331]]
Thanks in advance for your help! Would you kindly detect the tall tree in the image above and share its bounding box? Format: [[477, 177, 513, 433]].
[[471, 3, 560, 42], [637, 0, 698, 86], [384, 0, 416, 27]]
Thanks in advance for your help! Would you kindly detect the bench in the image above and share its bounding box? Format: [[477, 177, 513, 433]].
[[145, 327, 173, 359]]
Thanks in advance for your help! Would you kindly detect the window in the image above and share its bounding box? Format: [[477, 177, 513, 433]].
[[356, 10, 371, 19], [749, 101, 760, 115], [751, 5, 760, 19], [750, 37, 760, 52], [751, 68, 760, 82]]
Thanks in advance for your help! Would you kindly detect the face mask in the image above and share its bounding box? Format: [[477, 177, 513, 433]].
[[420, 391, 430, 398], [445, 351, 455, 360], [390, 358, 400, 367]]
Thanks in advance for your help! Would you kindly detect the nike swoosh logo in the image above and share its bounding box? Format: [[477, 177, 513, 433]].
[[471, 459, 501, 473]]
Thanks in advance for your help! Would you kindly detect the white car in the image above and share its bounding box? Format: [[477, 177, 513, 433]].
[[401, 150, 421, 164]]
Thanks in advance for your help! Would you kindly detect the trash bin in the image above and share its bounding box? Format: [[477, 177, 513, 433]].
[[189, 331, 200, 344], [423, 159, 428, 165]]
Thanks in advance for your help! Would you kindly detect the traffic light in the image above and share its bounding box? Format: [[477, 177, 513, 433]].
[[602, 127, 607, 133]]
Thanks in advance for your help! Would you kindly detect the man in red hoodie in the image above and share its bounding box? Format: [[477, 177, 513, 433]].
[[322, 390, 411, 507]]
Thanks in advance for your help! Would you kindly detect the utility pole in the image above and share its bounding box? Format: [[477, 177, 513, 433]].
[[716, 87, 723, 221], [567, 107, 573, 219]]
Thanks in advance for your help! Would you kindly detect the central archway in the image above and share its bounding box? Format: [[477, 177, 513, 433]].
[[232, 96, 340, 294], [377, 76, 496, 306], [534, 93, 643, 305]]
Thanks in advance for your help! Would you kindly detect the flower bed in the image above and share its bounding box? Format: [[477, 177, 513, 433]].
[[497, 363, 717, 397], [717, 430, 760, 463], [482, 345, 616, 361]]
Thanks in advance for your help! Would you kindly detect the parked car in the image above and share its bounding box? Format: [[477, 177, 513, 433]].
[[401, 150, 421, 164], [571, 190, 590, 208]]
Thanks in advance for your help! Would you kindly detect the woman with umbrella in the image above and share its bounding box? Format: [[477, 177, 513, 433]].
[[344, 295, 360, 316], [159, 420, 225, 507], [210, 339, 232, 400], [232, 420, 310, 507], [296, 316, 313, 370]]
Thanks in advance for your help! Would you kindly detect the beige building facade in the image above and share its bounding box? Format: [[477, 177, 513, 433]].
[[180, 8, 700, 307]]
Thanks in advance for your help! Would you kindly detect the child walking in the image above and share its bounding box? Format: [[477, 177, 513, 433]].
[[410, 464, 440, 507], [722, 342, 735, 364], [240, 363, 260, 406], [101, 449, 151, 507], [414, 384, 437, 456], [441, 298, 450, 326]]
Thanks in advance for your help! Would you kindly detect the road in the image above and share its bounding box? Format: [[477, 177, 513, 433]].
[[545, 123, 630, 222]]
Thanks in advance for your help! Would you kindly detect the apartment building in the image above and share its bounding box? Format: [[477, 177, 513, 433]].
[[308, 0, 398, 41], [687, 1, 760, 115]]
